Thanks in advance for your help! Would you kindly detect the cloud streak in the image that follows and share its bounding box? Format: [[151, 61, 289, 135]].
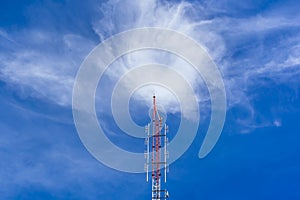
[[0, 28, 95, 106], [0, 0, 299, 129]]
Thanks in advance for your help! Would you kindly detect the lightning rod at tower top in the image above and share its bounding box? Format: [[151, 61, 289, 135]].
[[145, 95, 169, 199]]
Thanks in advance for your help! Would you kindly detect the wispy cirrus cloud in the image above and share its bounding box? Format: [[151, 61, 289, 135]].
[[0, 0, 299, 129], [0, 29, 95, 106], [93, 0, 300, 131]]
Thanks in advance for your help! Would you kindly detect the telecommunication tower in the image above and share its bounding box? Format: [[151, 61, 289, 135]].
[[145, 95, 169, 199]]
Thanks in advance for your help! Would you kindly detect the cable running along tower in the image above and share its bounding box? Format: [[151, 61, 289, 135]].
[[145, 95, 169, 199]]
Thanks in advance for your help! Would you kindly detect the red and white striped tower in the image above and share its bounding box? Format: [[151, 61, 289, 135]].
[[145, 95, 169, 199]]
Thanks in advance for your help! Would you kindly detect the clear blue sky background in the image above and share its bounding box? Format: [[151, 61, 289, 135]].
[[1, 0, 300, 199]]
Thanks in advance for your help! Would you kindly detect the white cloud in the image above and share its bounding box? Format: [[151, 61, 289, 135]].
[[232, 15, 300, 33], [1, 0, 299, 129], [91, 0, 227, 120], [0, 30, 95, 106]]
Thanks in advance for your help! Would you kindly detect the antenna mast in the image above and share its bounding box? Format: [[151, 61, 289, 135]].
[[145, 95, 169, 199]]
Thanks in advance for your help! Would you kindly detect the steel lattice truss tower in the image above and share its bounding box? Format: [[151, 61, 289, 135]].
[[145, 95, 169, 199]]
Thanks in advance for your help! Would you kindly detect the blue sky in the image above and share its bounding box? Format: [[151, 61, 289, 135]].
[[1, 0, 300, 199]]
